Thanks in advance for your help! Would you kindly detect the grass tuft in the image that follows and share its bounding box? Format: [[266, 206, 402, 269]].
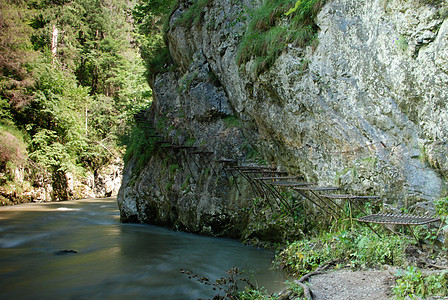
[[237, 0, 326, 75], [176, 0, 214, 28]]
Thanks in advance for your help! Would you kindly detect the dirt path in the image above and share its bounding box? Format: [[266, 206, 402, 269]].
[[308, 269, 395, 300]]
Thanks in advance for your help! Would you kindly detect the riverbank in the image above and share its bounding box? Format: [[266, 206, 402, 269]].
[[273, 229, 448, 300], [287, 268, 395, 300], [320, 265, 448, 300], [281, 262, 448, 300], [311, 269, 395, 300]]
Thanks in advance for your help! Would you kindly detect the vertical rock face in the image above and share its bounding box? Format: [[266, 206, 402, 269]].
[[118, 0, 448, 238], [256, 0, 448, 209], [118, 58, 257, 238]]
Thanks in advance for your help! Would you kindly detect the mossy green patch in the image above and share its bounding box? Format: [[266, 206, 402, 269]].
[[169, 163, 180, 174], [223, 115, 243, 128], [176, 0, 214, 27]]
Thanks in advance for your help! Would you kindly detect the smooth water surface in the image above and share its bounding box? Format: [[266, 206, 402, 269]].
[[0, 198, 285, 299]]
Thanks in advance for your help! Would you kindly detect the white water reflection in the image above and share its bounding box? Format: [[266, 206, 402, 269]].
[[0, 198, 285, 299], [56, 207, 81, 211]]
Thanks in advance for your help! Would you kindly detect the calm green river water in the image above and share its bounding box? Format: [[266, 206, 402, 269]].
[[0, 198, 285, 299]]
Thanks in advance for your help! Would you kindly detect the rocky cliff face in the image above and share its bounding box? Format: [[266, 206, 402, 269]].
[[118, 0, 448, 240], [1, 159, 122, 205]]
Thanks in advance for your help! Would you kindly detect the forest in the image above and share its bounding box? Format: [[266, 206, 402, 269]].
[[0, 0, 153, 203]]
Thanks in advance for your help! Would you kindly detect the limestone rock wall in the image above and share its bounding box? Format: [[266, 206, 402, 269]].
[[118, 63, 258, 238], [1, 157, 122, 205], [118, 0, 448, 238]]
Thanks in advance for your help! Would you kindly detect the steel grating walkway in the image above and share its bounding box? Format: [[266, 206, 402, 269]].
[[357, 213, 440, 226]]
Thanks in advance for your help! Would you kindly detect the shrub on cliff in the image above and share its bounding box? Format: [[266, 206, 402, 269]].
[[237, 0, 326, 75]]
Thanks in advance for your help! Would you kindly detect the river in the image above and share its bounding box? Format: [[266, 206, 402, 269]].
[[0, 198, 285, 299]]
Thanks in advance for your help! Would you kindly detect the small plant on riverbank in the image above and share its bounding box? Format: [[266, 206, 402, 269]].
[[181, 267, 265, 299], [238, 288, 275, 300], [413, 196, 448, 245], [393, 266, 448, 299], [275, 228, 409, 276]]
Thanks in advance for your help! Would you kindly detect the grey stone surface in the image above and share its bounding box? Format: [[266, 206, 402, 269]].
[[118, 0, 448, 238]]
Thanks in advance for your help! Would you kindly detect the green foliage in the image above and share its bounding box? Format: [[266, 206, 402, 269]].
[[242, 142, 266, 165], [0, 0, 36, 111], [412, 224, 440, 246], [166, 179, 173, 190], [185, 137, 196, 146], [275, 228, 409, 276], [286, 280, 304, 296], [142, 43, 173, 80], [123, 126, 156, 174], [176, 0, 213, 27], [29, 129, 79, 172], [27, 0, 151, 139], [0, 124, 28, 174], [1, 0, 150, 195], [181, 174, 192, 191], [169, 163, 180, 174], [434, 196, 448, 236], [18, 55, 97, 174], [435, 196, 448, 216], [133, 0, 178, 35], [28, 0, 134, 96], [133, 0, 178, 80], [223, 115, 243, 128], [238, 288, 274, 300], [237, 0, 325, 75], [394, 34, 409, 52], [393, 266, 448, 299]]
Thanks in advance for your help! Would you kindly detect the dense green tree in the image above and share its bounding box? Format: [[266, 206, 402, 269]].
[[0, 0, 37, 180], [0, 0, 36, 120], [0, 0, 151, 201], [132, 0, 177, 81], [25, 55, 90, 173]]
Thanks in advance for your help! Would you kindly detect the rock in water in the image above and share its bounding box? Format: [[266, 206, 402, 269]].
[[53, 250, 78, 255]]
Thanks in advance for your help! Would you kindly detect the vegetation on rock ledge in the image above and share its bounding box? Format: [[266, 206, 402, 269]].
[[237, 0, 326, 75]]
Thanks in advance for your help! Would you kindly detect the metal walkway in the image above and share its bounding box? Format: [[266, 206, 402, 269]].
[[357, 213, 440, 226]]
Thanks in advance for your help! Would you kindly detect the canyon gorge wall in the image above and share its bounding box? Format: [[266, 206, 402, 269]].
[[118, 0, 448, 241]]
